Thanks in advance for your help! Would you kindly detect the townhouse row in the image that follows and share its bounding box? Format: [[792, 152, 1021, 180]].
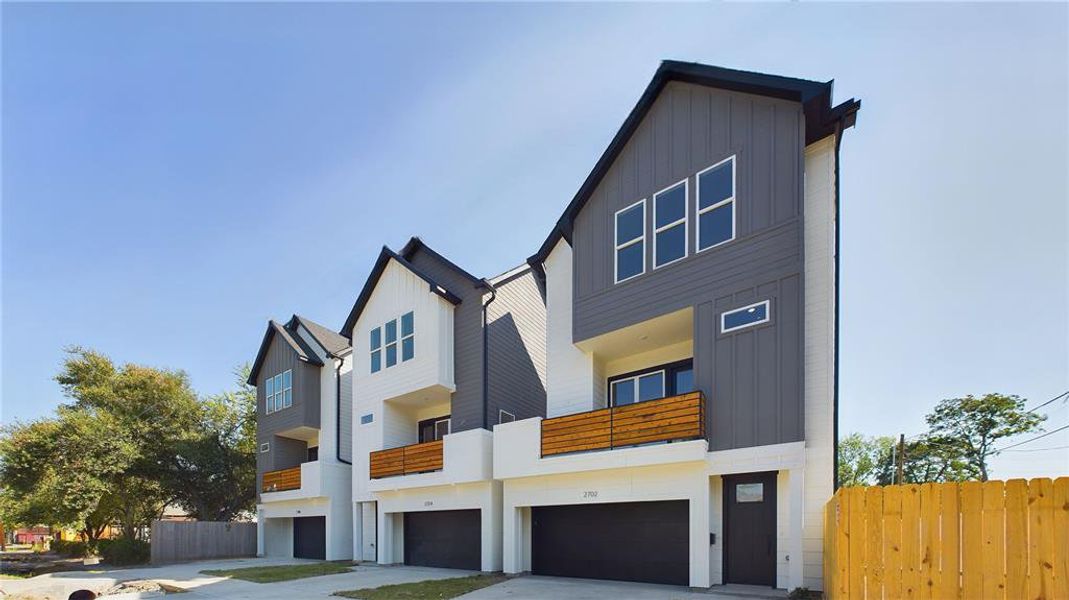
[[249, 60, 860, 591]]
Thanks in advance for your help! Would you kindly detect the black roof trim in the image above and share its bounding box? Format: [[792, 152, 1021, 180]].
[[339, 245, 463, 338], [288, 314, 351, 357], [399, 237, 485, 286], [247, 320, 325, 385], [528, 60, 861, 268]]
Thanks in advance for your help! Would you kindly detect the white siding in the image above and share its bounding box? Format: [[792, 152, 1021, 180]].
[[544, 240, 599, 417], [802, 134, 838, 590]]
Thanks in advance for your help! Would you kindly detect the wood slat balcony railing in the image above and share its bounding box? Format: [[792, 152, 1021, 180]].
[[261, 465, 301, 492], [369, 439, 444, 479], [540, 391, 705, 457]]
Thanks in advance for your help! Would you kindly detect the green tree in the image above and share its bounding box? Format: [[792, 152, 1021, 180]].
[[837, 433, 895, 487], [0, 407, 136, 543], [52, 347, 201, 539], [163, 366, 258, 520], [924, 393, 1044, 481], [873, 437, 975, 485]]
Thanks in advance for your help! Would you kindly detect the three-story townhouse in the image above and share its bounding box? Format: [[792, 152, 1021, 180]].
[[342, 238, 546, 571], [493, 61, 859, 591], [251, 315, 354, 560]]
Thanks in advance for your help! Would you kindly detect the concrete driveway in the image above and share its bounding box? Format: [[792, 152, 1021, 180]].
[[0, 558, 476, 600], [457, 576, 787, 599]]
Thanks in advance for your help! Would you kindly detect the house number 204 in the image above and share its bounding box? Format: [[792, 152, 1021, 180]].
[[582, 491, 598, 498]]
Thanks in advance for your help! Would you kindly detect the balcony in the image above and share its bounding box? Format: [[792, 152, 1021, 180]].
[[262, 466, 301, 492], [369, 440, 444, 479], [259, 460, 351, 501], [541, 391, 705, 457], [493, 392, 708, 480]]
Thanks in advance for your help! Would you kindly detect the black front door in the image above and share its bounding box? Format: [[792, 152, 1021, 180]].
[[723, 472, 777, 586], [531, 500, 689, 585], [293, 516, 326, 560], [403, 509, 480, 570]]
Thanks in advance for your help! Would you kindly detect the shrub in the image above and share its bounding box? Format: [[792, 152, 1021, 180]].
[[99, 538, 150, 566], [51, 539, 91, 557]]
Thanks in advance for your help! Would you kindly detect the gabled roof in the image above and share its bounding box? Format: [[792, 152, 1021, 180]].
[[399, 237, 484, 286], [288, 314, 351, 357], [247, 320, 325, 385], [339, 240, 465, 338], [528, 60, 861, 270]]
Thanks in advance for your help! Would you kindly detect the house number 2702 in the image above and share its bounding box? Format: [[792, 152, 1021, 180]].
[[582, 491, 598, 498]]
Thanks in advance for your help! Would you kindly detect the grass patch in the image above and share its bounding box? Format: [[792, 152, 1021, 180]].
[[202, 562, 352, 583], [1, 573, 33, 579], [333, 574, 507, 600]]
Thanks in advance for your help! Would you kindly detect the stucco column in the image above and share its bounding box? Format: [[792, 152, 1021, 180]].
[[689, 477, 711, 588], [376, 510, 396, 565], [501, 487, 521, 574], [788, 467, 805, 589], [256, 506, 265, 557]]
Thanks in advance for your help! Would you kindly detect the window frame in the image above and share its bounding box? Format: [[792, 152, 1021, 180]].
[[260, 442, 270, 453], [607, 358, 694, 407], [613, 199, 646, 284], [498, 409, 516, 424], [400, 311, 415, 362], [720, 299, 771, 334], [264, 369, 292, 413], [370, 312, 415, 374], [695, 155, 737, 253], [417, 415, 452, 443], [652, 178, 689, 269]]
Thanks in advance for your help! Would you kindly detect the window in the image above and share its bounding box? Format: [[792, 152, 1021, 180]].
[[736, 483, 764, 503], [611, 371, 665, 406], [653, 180, 687, 268], [264, 369, 292, 413], [608, 359, 694, 407], [307, 446, 319, 462], [370, 312, 415, 373], [721, 300, 770, 334], [260, 442, 270, 453], [360, 413, 374, 425], [614, 200, 645, 283], [697, 155, 736, 251], [370, 327, 382, 373], [499, 410, 516, 424], [418, 415, 451, 443], [401, 311, 414, 361]]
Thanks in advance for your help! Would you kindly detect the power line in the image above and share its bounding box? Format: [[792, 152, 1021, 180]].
[[995, 423, 1069, 452], [1027, 390, 1069, 413], [1003, 445, 1069, 453]]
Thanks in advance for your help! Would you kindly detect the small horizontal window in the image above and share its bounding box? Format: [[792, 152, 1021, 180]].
[[360, 414, 374, 425], [260, 443, 270, 453], [499, 410, 516, 424], [721, 300, 770, 333]]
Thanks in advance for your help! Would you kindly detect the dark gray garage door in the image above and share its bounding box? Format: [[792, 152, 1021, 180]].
[[403, 509, 480, 570], [532, 500, 689, 585], [293, 516, 326, 560]]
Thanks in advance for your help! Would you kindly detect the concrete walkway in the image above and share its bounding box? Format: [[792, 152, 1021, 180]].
[[457, 576, 788, 599], [0, 558, 475, 600]]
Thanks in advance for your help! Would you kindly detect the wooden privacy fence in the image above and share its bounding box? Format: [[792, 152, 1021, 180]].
[[150, 520, 257, 564], [824, 478, 1069, 599]]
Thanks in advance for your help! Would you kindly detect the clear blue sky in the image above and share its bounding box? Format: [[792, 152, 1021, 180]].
[[3, 3, 1066, 478]]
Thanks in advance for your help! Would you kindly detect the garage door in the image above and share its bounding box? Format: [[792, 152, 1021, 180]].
[[293, 516, 326, 560], [532, 500, 689, 585], [403, 509, 480, 570]]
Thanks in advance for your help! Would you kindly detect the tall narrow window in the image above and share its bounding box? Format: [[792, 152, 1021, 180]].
[[614, 200, 645, 283], [384, 319, 398, 368], [281, 369, 292, 408], [697, 156, 736, 251], [264, 375, 275, 414], [273, 373, 283, 412], [400, 311, 415, 362], [370, 327, 382, 373], [653, 180, 687, 268]]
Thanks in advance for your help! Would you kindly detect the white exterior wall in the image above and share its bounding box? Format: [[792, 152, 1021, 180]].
[[351, 259, 456, 504], [544, 240, 599, 417], [802, 134, 838, 590]]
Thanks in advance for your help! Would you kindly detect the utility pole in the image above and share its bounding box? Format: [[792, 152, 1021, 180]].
[[896, 434, 906, 485]]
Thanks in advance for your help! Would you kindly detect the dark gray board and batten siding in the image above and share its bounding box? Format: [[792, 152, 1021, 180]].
[[255, 332, 321, 494], [406, 249, 549, 432], [570, 81, 806, 451]]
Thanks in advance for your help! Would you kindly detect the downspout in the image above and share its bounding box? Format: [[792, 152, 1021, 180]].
[[328, 351, 352, 465], [480, 279, 498, 430]]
